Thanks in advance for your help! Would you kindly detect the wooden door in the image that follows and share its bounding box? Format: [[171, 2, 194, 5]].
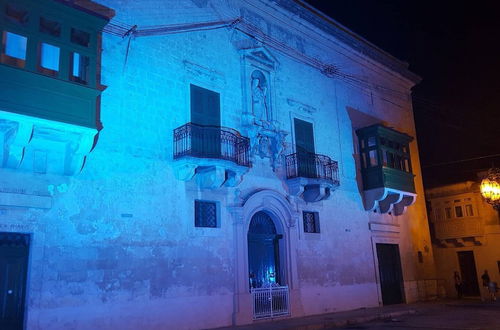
[[376, 243, 405, 305], [248, 212, 281, 288], [0, 233, 30, 330], [457, 251, 480, 296], [190, 84, 221, 157], [294, 118, 316, 177]]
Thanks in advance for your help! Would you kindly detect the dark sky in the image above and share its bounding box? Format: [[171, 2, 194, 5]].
[[304, 0, 500, 187]]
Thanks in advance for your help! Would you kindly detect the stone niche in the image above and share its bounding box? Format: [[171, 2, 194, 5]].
[[237, 43, 287, 171]]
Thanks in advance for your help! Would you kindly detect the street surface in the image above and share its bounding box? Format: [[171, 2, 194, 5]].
[[336, 301, 500, 330]]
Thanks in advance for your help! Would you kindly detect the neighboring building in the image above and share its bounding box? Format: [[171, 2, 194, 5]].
[[427, 181, 500, 299], [0, 0, 436, 329]]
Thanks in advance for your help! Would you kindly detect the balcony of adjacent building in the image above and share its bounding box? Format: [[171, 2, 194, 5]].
[[356, 124, 416, 215], [173, 122, 251, 188], [285, 151, 340, 202], [0, 0, 112, 175], [432, 216, 484, 247]]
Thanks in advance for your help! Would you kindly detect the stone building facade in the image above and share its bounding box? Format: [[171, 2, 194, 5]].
[[0, 0, 436, 329], [427, 181, 500, 299]]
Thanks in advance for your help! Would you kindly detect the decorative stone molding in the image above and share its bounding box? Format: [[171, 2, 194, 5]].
[[0, 111, 97, 175], [173, 157, 249, 189], [286, 177, 339, 203], [363, 187, 416, 216]]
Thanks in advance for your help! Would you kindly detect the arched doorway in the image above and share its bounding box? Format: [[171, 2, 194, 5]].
[[247, 211, 282, 288]]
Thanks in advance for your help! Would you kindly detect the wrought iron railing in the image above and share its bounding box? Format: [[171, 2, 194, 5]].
[[251, 285, 290, 319], [173, 122, 250, 167], [285, 152, 339, 184]]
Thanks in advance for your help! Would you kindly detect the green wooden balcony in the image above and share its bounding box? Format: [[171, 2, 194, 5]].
[[356, 124, 417, 215]]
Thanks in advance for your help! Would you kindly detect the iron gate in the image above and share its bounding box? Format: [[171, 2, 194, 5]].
[[251, 285, 289, 319]]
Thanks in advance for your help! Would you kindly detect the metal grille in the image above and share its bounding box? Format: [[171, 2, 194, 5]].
[[194, 201, 217, 228], [285, 152, 339, 185], [251, 285, 290, 319], [303, 211, 320, 233], [173, 123, 250, 167]]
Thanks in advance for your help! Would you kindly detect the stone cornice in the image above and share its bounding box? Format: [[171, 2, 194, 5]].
[[273, 0, 421, 84]]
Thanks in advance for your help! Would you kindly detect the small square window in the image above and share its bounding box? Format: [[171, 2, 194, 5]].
[[6, 4, 28, 25], [40, 17, 61, 37], [1, 31, 27, 67], [70, 52, 89, 84], [455, 206, 463, 218], [71, 28, 90, 47], [194, 200, 217, 228], [445, 207, 452, 219], [303, 211, 320, 233], [38, 42, 60, 76]]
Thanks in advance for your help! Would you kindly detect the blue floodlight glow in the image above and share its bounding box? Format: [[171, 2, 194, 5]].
[[72, 52, 81, 77]]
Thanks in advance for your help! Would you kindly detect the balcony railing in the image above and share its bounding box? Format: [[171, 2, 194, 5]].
[[173, 123, 250, 167], [285, 152, 339, 184]]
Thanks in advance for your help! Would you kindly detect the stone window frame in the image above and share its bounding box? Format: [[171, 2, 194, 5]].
[[194, 200, 219, 228], [302, 211, 320, 233]]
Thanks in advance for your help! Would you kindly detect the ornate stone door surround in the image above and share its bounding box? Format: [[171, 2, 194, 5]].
[[230, 189, 302, 325]]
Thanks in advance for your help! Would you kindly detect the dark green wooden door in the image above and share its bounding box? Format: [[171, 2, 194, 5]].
[[457, 251, 480, 296], [248, 212, 281, 288], [190, 84, 221, 157], [376, 243, 404, 305], [294, 118, 316, 177], [0, 233, 30, 330]]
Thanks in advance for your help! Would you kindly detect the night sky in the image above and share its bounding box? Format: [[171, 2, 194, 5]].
[[303, 0, 500, 187]]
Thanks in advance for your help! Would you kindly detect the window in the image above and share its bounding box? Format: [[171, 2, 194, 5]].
[[455, 206, 463, 218], [5, 3, 28, 25], [465, 204, 474, 217], [1, 31, 27, 67], [434, 208, 443, 221], [194, 200, 217, 228], [445, 207, 452, 219], [40, 17, 61, 37], [303, 211, 320, 233], [71, 28, 90, 47], [38, 42, 60, 76], [70, 52, 89, 84]]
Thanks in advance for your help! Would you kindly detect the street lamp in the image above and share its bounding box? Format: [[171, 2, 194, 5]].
[[480, 168, 500, 210]]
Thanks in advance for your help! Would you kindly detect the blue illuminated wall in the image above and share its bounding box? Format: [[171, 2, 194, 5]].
[[0, 0, 435, 329]]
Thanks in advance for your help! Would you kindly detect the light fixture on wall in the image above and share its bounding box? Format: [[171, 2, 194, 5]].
[[480, 167, 500, 210]]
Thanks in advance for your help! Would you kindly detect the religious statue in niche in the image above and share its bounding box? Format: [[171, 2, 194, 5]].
[[251, 71, 272, 128], [246, 69, 288, 171]]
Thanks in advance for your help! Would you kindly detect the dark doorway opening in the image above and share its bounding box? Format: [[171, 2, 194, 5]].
[[0, 232, 30, 330], [376, 243, 405, 305], [248, 211, 282, 288], [457, 251, 480, 296]]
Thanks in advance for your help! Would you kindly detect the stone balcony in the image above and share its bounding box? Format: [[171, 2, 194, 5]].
[[433, 217, 484, 247], [173, 122, 251, 188], [285, 152, 340, 202]]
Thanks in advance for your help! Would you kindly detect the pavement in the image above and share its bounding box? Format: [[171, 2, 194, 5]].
[[212, 298, 500, 330]]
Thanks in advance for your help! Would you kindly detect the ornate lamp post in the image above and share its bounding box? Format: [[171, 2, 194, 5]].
[[480, 168, 500, 210]]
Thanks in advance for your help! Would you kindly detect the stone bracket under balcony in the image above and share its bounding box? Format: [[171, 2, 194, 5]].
[[173, 123, 251, 189], [437, 237, 484, 248], [287, 177, 338, 203], [285, 152, 340, 202], [173, 158, 249, 189], [363, 187, 416, 216], [0, 111, 97, 175]]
